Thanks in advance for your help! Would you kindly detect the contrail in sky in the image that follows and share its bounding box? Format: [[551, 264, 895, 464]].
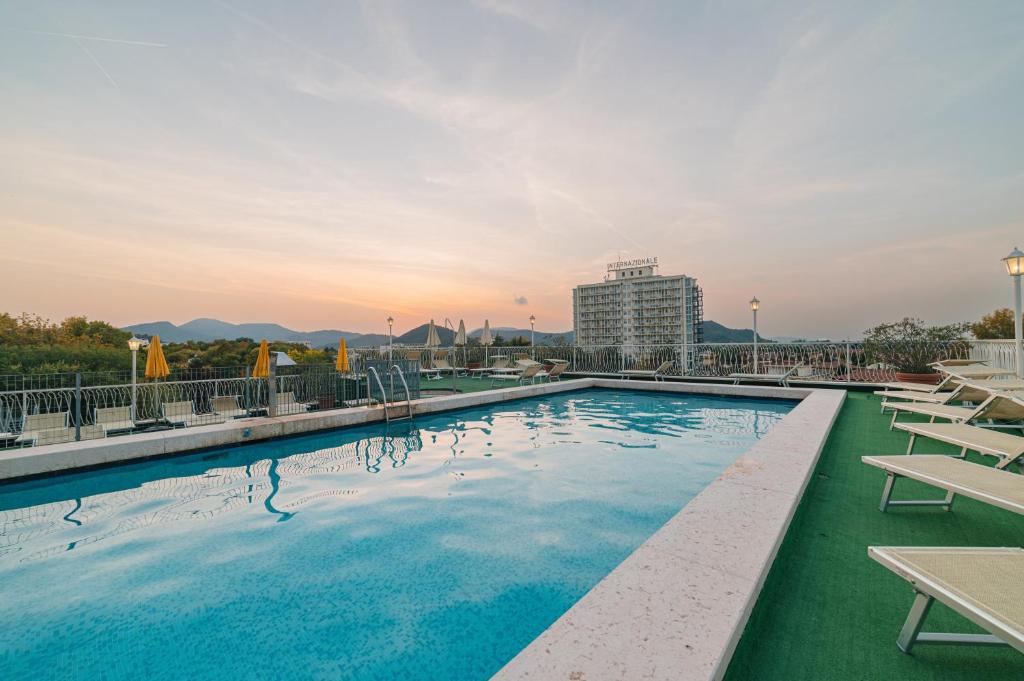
[[16, 29, 166, 47]]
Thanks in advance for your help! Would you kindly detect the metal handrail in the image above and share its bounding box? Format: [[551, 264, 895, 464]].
[[365, 367, 390, 423], [388, 364, 413, 420]]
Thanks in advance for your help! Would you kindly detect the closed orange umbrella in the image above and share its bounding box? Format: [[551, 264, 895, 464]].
[[336, 338, 350, 373], [144, 335, 170, 379], [252, 339, 271, 378]]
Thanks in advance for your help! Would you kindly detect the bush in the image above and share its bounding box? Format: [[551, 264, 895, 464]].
[[863, 318, 969, 374]]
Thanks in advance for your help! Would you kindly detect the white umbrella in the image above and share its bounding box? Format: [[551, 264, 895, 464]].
[[426, 319, 441, 348], [455, 320, 467, 346], [481, 319, 493, 366]]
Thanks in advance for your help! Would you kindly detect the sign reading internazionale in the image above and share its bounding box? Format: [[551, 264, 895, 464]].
[[607, 256, 658, 271]]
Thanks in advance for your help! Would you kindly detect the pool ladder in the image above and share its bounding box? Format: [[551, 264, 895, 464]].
[[366, 365, 414, 423]]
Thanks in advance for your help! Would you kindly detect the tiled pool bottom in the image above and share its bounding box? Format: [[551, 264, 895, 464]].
[[0, 389, 793, 680]]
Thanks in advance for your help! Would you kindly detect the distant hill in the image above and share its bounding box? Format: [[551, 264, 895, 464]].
[[123, 318, 362, 348], [702, 320, 770, 343], [124, 318, 779, 348]]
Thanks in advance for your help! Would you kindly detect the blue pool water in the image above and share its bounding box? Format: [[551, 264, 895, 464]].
[[0, 389, 792, 680]]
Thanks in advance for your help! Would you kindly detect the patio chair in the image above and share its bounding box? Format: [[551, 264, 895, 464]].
[[868, 546, 1024, 654], [211, 395, 247, 419], [620, 360, 673, 382], [490, 363, 542, 387], [537, 360, 569, 382], [275, 391, 315, 415], [729, 363, 802, 388], [161, 400, 227, 428], [14, 411, 70, 444], [32, 424, 106, 446], [875, 377, 1024, 406], [895, 420, 1024, 469], [862, 454, 1024, 514], [94, 406, 136, 434]]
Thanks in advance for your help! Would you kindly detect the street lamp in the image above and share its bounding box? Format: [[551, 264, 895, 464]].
[[387, 316, 394, 364], [1003, 248, 1024, 378], [128, 336, 145, 420], [749, 298, 760, 374], [529, 314, 536, 353]]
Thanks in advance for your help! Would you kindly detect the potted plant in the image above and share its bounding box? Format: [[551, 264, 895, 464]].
[[862, 318, 969, 384]]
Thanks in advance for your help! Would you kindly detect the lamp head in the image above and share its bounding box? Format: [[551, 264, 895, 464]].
[[128, 337, 144, 352], [749, 297, 760, 312], [1004, 247, 1024, 276]]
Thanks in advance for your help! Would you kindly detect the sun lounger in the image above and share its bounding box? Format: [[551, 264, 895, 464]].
[[883, 387, 1024, 429], [211, 395, 247, 419], [942, 366, 1015, 380], [14, 411, 70, 444], [275, 391, 315, 415], [869, 546, 1024, 653], [432, 357, 467, 376], [896, 421, 1024, 468], [620, 360, 673, 382], [469, 356, 510, 377], [930, 359, 988, 368], [94, 406, 136, 434], [490, 363, 542, 387], [161, 401, 227, 428], [537, 360, 568, 382], [31, 424, 106, 446], [862, 455, 1024, 514], [729, 363, 801, 387]]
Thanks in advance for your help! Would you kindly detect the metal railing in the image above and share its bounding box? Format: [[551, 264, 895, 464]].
[[0, 340, 990, 451]]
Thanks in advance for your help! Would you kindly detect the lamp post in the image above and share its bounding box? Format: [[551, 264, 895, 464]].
[[749, 298, 760, 374], [1003, 248, 1024, 378], [529, 314, 536, 359], [387, 316, 394, 364], [128, 336, 144, 420]]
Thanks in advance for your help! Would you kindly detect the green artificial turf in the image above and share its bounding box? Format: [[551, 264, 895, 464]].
[[723, 391, 1024, 680]]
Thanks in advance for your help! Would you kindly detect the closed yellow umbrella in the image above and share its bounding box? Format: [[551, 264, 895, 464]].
[[252, 339, 271, 378], [336, 338, 350, 373], [144, 335, 170, 379]]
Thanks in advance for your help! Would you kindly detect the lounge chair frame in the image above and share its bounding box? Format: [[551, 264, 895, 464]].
[[869, 547, 1024, 654], [729, 363, 802, 388], [863, 455, 1024, 514], [619, 361, 673, 382]]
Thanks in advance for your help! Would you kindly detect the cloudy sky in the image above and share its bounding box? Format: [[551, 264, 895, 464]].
[[1, 1, 1022, 338]]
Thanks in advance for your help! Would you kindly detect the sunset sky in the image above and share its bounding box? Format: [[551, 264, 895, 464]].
[[1, 1, 1022, 338]]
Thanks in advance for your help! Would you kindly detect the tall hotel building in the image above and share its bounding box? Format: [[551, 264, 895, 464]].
[[572, 258, 703, 347]]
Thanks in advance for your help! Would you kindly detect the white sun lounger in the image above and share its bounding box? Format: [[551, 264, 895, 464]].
[[896, 421, 1024, 469], [211, 395, 247, 419], [729, 363, 801, 388], [30, 424, 106, 446], [537, 360, 568, 382], [620, 360, 673, 382], [275, 392, 315, 415], [490, 363, 542, 387], [161, 401, 227, 428], [862, 455, 1024, 514], [14, 411, 70, 444], [884, 389, 1024, 429], [869, 546, 1024, 654], [94, 406, 137, 434]]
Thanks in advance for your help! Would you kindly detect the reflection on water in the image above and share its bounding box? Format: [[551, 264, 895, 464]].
[[0, 389, 792, 681]]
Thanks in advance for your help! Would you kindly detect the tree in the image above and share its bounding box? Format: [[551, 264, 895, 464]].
[[971, 308, 1016, 339], [863, 318, 969, 373]]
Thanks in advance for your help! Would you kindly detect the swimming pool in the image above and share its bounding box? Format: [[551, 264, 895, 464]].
[[0, 388, 793, 680]]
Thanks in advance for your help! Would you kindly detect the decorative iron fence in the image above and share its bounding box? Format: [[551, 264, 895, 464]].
[[0, 340, 991, 451]]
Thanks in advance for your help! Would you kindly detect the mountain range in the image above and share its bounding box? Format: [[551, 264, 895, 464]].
[[123, 318, 768, 347]]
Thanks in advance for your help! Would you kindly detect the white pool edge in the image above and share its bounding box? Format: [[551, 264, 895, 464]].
[[492, 380, 846, 681]]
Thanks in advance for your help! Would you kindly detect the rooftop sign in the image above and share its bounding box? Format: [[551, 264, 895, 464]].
[[607, 256, 658, 271]]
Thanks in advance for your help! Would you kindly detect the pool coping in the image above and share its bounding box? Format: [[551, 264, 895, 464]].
[[0, 379, 845, 680], [493, 379, 846, 681]]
